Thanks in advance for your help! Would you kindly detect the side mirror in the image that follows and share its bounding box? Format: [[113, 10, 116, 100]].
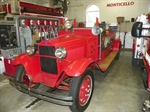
[[131, 22, 143, 37]]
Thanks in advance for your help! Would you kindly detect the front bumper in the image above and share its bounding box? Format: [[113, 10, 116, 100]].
[[9, 78, 73, 106]]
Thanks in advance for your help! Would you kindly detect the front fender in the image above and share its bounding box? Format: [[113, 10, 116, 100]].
[[64, 58, 96, 77], [13, 53, 40, 75]]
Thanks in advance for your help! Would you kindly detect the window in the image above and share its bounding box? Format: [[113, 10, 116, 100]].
[[86, 5, 99, 27]]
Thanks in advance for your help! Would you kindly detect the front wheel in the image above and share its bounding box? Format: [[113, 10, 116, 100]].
[[69, 68, 94, 112]]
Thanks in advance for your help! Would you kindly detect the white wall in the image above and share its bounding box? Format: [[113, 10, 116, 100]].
[[65, 0, 150, 24], [65, 0, 150, 49]]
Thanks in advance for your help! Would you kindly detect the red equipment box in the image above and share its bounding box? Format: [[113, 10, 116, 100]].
[[3, 58, 17, 77]]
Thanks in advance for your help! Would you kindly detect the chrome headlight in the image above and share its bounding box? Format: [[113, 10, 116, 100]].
[[92, 26, 103, 36], [55, 47, 67, 59], [64, 20, 73, 30], [26, 45, 35, 55]]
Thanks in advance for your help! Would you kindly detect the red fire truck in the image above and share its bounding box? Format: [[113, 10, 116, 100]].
[[0, 1, 121, 112], [131, 13, 150, 112], [131, 13, 150, 90]]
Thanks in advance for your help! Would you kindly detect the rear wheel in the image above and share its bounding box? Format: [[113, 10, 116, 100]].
[[115, 53, 120, 60], [14, 65, 40, 89], [141, 67, 148, 89], [69, 68, 94, 112]]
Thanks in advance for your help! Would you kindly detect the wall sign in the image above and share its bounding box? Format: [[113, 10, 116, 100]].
[[107, 1, 134, 7]]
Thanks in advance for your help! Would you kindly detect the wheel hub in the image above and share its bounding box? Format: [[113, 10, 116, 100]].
[[79, 76, 92, 106]]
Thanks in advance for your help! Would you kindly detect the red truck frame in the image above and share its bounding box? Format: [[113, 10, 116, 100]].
[[0, 1, 121, 112]]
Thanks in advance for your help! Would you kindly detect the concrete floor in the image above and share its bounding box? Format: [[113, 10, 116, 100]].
[[0, 51, 149, 112]]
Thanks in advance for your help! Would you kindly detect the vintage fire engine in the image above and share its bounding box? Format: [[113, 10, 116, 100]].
[[131, 13, 150, 112], [0, 1, 121, 112]]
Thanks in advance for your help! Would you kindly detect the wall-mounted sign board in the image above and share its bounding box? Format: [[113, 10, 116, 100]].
[[107, 1, 134, 7]]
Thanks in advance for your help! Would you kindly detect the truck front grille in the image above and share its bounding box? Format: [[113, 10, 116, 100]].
[[40, 57, 58, 74], [39, 46, 55, 56]]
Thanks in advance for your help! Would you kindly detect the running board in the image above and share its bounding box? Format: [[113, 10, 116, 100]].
[[99, 51, 118, 72]]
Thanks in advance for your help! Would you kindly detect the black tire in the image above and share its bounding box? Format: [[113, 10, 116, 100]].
[[14, 65, 40, 89], [141, 67, 148, 89], [115, 53, 120, 60], [69, 68, 94, 112]]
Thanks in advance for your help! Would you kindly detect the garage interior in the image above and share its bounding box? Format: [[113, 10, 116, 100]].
[[0, 0, 150, 112]]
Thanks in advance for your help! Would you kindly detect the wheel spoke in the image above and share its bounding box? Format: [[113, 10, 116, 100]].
[[79, 76, 92, 106]]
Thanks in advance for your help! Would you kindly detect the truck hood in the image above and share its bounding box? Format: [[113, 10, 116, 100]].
[[39, 33, 90, 48]]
